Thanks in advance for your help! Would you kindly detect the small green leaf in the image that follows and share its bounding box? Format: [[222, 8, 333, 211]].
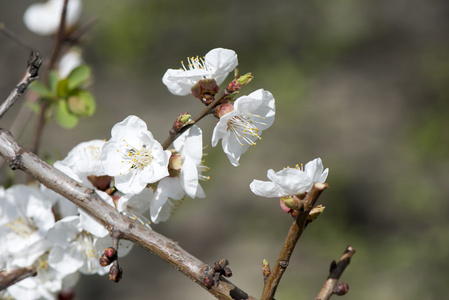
[[57, 78, 69, 98], [67, 65, 91, 90], [49, 70, 59, 93], [29, 81, 53, 98], [77, 90, 96, 116], [55, 100, 78, 128]]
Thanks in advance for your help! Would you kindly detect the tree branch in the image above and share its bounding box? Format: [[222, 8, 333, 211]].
[[0, 129, 255, 300], [0, 52, 42, 119], [315, 246, 355, 300], [161, 87, 230, 150], [261, 183, 329, 300], [0, 266, 37, 291]]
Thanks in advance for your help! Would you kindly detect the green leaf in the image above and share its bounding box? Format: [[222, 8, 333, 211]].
[[67, 65, 91, 90], [77, 90, 96, 116], [49, 70, 59, 93], [57, 78, 69, 98], [55, 100, 78, 129], [29, 81, 53, 98]]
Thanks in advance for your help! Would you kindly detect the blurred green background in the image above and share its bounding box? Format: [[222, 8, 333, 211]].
[[1, 0, 449, 299]]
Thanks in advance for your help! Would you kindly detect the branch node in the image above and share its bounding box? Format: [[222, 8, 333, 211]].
[[9, 154, 22, 170], [332, 282, 349, 296], [278, 260, 289, 268]]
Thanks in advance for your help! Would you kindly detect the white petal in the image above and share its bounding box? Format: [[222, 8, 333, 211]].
[[249, 180, 281, 197], [204, 48, 238, 85]]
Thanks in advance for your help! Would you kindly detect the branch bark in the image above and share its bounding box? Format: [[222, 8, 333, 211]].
[[261, 183, 329, 300], [0, 129, 255, 300], [315, 246, 355, 300], [0, 52, 42, 119], [0, 267, 37, 291]]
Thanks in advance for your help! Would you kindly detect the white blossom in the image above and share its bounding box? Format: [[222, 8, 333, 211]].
[[212, 89, 275, 166], [162, 48, 238, 96], [249, 158, 329, 198], [99, 115, 171, 195], [23, 0, 82, 36]]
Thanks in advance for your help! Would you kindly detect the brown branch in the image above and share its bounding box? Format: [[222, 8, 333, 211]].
[[0, 129, 256, 300], [161, 88, 230, 150], [315, 246, 356, 300], [0, 23, 36, 52], [0, 52, 42, 119], [0, 266, 37, 291], [261, 183, 329, 300]]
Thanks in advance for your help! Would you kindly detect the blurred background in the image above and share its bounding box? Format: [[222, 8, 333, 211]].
[[1, 0, 449, 299]]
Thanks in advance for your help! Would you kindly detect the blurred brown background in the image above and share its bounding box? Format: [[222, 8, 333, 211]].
[[1, 0, 449, 299]]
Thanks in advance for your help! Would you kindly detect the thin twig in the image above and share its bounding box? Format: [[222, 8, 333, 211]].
[[161, 88, 230, 150], [64, 16, 99, 44], [315, 246, 356, 300], [0, 23, 36, 52], [261, 183, 329, 300], [31, 0, 69, 154], [0, 129, 256, 300], [0, 266, 37, 291], [0, 52, 42, 119]]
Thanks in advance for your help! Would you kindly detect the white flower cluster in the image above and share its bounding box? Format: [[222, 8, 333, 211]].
[[163, 47, 276, 166], [5, 6, 329, 295]]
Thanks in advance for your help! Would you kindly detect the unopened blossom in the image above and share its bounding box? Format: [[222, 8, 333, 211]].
[[162, 48, 238, 96], [249, 158, 329, 198], [23, 0, 82, 36], [212, 89, 275, 166], [99, 115, 171, 195]]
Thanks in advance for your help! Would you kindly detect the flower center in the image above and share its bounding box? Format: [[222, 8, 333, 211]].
[[227, 114, 268, 146], [123, 144, 153, 171], [6, 217, 38, 238], [75, 231, 98, 272], [180, 56, 210, 71]]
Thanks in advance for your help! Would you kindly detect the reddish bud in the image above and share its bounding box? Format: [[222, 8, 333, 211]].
[[203, 276, 214, 289], [223, 267, 232, 277], [58, 288, 75, 300], [109, 264, 123, 283], [333, 282, 349, 296], [99, 247, 117, 266], [214, 102, 234, 119]]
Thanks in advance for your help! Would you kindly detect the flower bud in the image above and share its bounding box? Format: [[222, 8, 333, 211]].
[[203, 276, 214, 289], [227, 69, 253, 92], [223, 267, 232, 277], [191, 79, 219, 105], [280, 195, 304, 210], [214, 102, 234, 119], [99, 247, 117, 266], [172, 112, 193, 132], [58, 288, 75, 300], [109, 264, 123, 283], [262, 259, 271, 282], [306, 205, 325, 224], [333, 282, 349, 296]]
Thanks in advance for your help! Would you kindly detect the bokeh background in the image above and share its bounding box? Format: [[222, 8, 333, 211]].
[[1, 0, 449, 299]]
